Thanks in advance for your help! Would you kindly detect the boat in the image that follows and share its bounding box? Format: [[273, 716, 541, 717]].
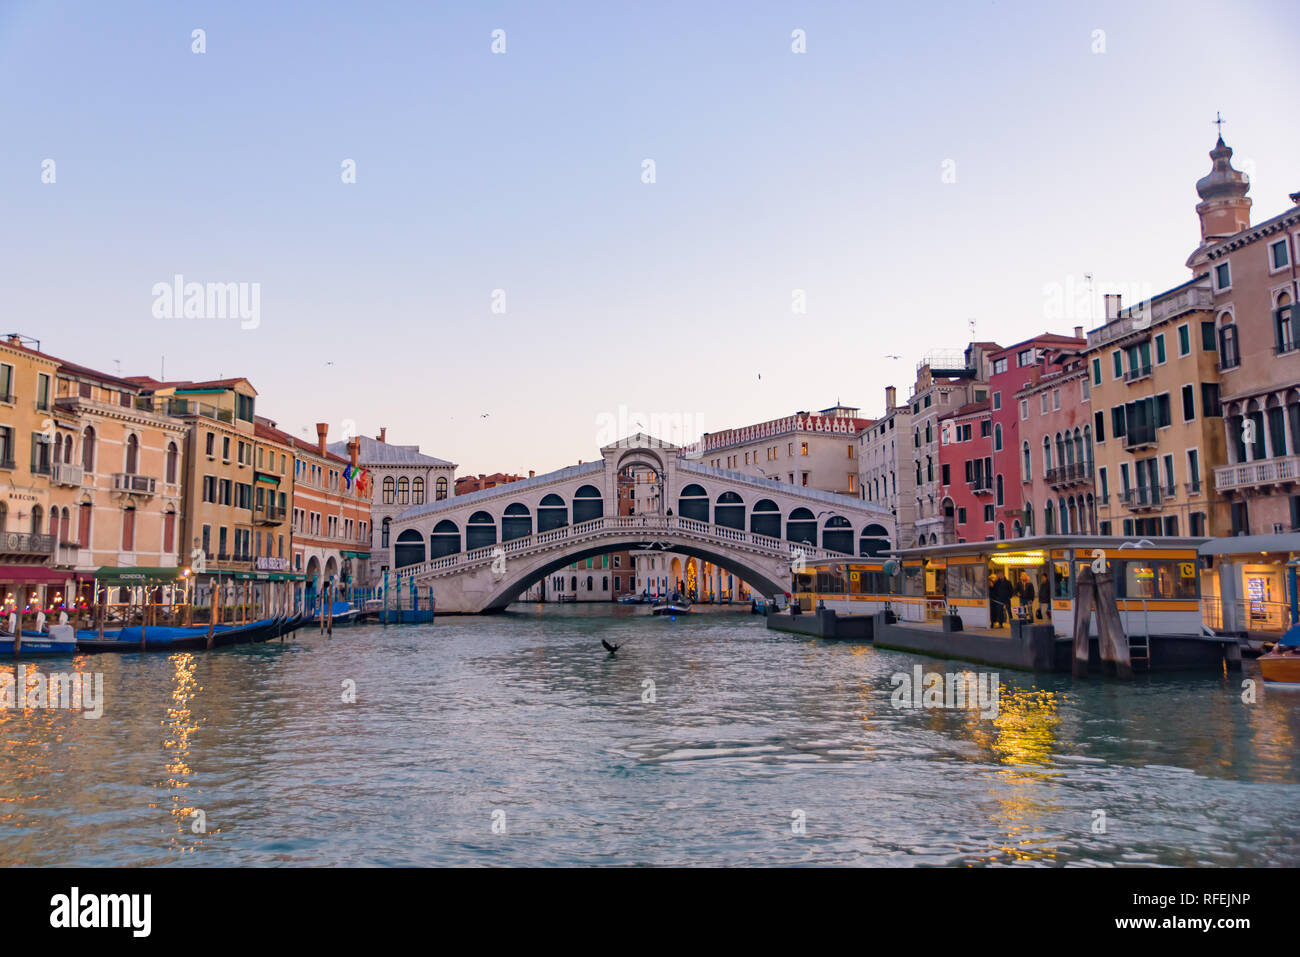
[[617, 593, 649, 605], [651, 594, 692, 616], [75, 615, 301, 653], [305, 601, 362, 627], [1259, 624, 1300, 686], [1, 624, 78, 656]]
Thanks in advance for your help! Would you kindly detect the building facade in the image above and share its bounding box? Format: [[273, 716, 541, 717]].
[[859, 385, 914, 548], [937, 400, 995, 541]]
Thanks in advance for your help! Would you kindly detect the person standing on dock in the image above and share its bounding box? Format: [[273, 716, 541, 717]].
[[989, 572, 1014, 628]]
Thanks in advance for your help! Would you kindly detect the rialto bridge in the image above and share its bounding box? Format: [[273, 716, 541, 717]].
[[387, 435, 894, 613]]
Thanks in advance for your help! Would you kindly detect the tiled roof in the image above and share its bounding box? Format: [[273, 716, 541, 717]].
[[327, 434, 455, 468]]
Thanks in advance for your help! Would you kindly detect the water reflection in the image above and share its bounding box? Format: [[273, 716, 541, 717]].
[[150, 652, 208, 852]]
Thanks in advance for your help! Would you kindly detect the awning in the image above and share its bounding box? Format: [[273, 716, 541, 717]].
[[0, 565, 76, 586], [230, 570, 305, 582], [94, 566, 184, 585], [1198, 534, 1300, 557], [343, 551, 371, 559]]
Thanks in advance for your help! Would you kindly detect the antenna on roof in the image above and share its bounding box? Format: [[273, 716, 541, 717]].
[[968, 318, 976, 339]]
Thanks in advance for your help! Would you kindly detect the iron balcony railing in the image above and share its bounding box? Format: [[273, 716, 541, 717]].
[[1120, 485, 1177, 510], [1123, 364, 1153, 383], [0, 531, 56, 555], [1123, 425, 1158, 450], [1046, 461, 1094, 487]]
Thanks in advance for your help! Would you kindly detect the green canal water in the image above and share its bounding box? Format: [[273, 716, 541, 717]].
[[1, 605, 1297, 866]]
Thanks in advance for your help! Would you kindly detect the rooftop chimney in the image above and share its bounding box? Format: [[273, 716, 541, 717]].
[[378, 427, 387, 443], [1073, 325, 1084, 339], [316, 422, 328, 457], [885, 385, 897, 411], [528, 470, 535, 478], [348, 437, 359, 468], [1103, 294, 1122, 321]]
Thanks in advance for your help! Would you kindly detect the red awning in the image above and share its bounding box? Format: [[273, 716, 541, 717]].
[[0, 566, 77, 586]]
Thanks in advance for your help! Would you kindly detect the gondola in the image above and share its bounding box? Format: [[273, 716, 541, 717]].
[[1, 624, 79, 657], [651, 594, 692, 616], [75, 616, 295, 653]]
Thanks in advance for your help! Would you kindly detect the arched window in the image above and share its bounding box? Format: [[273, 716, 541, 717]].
[[994, 423, 1003, 452], [166, 442, 179, 484], [121, 506, 135, 551], [383, 476, 395, 504], [1043, 436, 1052, 472], [678, 484, 709, 522], [1024, 501, 1034, 536], [996, 473, 1004, 506], [750, 499, 780, 538], [163, 509, 176, 553], [859, 524, 889, 557], [787, 507, 816, 545], [538, 493, 567, 532], [714, 491, 744, 530], [53, 432, 63, 464], [822, 515, 853, 554], [394, 529, 425, 567], [412, 477, 425, 505], [572, 485, 604, 524], [31, 505, 43, 536], [997, 521, 1005, 540], [381, 517, 391, 548], [926, 456, 933, 483], [1219, 312, 1240, 369], [82, 427, 96, 472], [466, 511, 497, 550], [435, 476, 448, 500], [502, 503, 532, 541], [1022, 440, 1031, 480], [125, 433, 139, 474], [397, 477, 409, 505], [429, 520, 460, 558], [0, 502, 7, 532], [1044, 501, 1055, 534], [1058, 496, 1068, 534]]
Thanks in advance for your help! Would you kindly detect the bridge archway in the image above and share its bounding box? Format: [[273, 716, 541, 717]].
[[859, 523, 889, 557], [478, 537, 790, 612]]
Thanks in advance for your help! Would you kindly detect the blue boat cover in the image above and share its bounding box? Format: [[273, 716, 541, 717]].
[[1279, 623, 1300, 647]]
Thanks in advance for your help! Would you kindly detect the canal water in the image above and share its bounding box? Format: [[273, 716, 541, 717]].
[[2, 605, 1298, 866]]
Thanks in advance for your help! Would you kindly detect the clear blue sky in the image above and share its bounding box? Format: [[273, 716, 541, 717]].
[[3, 0, 1296, 474]]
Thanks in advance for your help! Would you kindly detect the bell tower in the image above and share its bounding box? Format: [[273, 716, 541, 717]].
[[1187, 121, 1251, 271]]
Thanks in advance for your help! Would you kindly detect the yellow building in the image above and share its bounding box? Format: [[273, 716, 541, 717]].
[[1084, 280, 1228, 538]]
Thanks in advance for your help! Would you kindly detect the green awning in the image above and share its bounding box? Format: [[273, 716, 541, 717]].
[[343, 551, 371, 559], [230, 570, 305, 582], [95, 566, 184, 585]]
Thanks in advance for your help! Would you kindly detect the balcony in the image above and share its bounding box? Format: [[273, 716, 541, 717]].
[[1214, 455, 1300, 493], [967, 480, 993, 496], [1046, 461, 1094, 488], [0, 531, 56, 556], [255, 503, 286, 526], [1123, 364, 1153, 384], [1123, 425, 1158, 451], [52, 462, 83, 487], [1185, 480, 1204, 497], [1120, 485, 1176, 511], [113, 473, 157, 495]]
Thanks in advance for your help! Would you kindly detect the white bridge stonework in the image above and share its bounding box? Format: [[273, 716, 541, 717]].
[[388, 434, 893, 613]]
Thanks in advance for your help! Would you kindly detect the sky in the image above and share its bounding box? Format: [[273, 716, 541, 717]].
[[3, 0, 1297, 475]]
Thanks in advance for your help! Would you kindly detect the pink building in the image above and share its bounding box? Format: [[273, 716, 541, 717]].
[[938, 400, 994, 542], [987, 332, 1086, 539]]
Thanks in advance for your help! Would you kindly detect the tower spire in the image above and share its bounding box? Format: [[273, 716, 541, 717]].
[[1186, 123, 1251, 271]]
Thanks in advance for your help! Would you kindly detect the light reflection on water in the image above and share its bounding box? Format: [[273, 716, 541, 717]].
[[0, 604, 1297, 866]]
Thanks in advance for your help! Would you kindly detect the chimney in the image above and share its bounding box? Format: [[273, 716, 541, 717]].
[[348, 437, 359, 467], [885, 385, 896, 411], [528, 470, 535, 478], [316, 422, 328, 456], [1104, 294, 1122, 321], [378, 427, 387, 443], [1073, 325, 1083, 339]]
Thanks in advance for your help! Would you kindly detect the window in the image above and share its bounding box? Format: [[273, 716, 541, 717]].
[[1017, 349, 1032, 367], [1214, 261, 1231, 291], [124, 433, 139, 473], [222, 436, 231, 461], [1271, 239, 1290, 270], [383, 476, 395, 504], [1178, 324, 1191, 356], [983, 504, 995, 522], [1201, 320, 1217, 351], [0, 364, 12, 401], [1099, 467, 1109, 500], [991, 358, 1007, 375], [1094, 410, 1105, 442], [994, 424, 1003, 451], [1275, 296, 1295, 354], [993, 391, 1001, 411], [1112, 405, 1126, 437], [1020, 399, 1028, 420], [1162, 454, 1175, 493], [1201, 383, 1221, 417], [1155, 334, 1166, 364], [436, 476, 448, 500], [166, 442, 179, 483], [1219, 322, 1240, 369], [1187, 449, 1201, 493], [958, 507, 967, 524], [121, 507, 135, 551], [1182, 384, 1195, 422], [81, 427, 96, 471], [1091, 358, 1102, 386], [35, 373, 50, 411], [1112, 351, 1122, 379], [800, 442, 808, 456], [941, 464, 950, 485], [1053, 389, 1060, 411], [29, 432, 51, 474]]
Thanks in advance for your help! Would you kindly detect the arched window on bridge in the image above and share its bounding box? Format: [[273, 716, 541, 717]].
[[502, 503, 532, 541], [822, 515, 853, 554], [394, 529, 425, 568], [859, 524, 889, 557], [787, 507, 816, 546], [715, 491, 744, 530], [537, 493, 567, 532], [750, 498, 780, 538], [678, 484, 708, 521], [430, 519, 460, 558], [466, 511, 497, 550], [572, 485, 604, 524]]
